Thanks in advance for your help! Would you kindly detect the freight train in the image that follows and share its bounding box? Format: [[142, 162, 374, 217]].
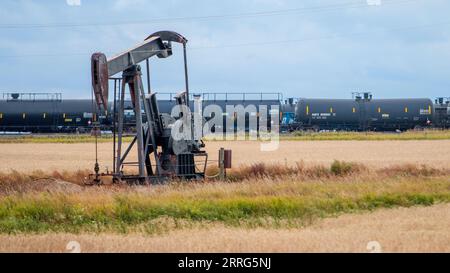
[[1, 92, 449, 133], [281, 93, 450, 131], [0, 92, 282, 133]]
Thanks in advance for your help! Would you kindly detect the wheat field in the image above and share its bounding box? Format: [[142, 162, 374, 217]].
[[0, 139, 449, 253], [0, 140, 449, 172], [1, 204, 449, 253]]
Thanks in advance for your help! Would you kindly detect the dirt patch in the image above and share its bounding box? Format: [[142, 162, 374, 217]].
[[32, 179, 83, 194], [0, 178, 82, 195]]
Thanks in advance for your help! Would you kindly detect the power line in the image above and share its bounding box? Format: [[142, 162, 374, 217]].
[[0, 0, 420, 29], [189, 21, 450, 50], [1, 19, 449, 58]]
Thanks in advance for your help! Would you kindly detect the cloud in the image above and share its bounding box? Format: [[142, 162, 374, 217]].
[[0, 0, 449, 99]]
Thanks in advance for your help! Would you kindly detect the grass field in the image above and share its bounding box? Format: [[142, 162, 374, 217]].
[[1, 139, 450, 172], [0, 134, 132, 144], [285, 130, 450, 141], [0, 136, 449, 252], [1, 163, 449, 235], [2, 204, 449, 252], [1, 130, 450, 144]]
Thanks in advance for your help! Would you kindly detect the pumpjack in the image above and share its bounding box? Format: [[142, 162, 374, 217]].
[[91, 31, 207, 184]]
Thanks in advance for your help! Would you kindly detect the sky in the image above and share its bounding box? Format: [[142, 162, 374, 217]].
[[0, 0, 449, 100]]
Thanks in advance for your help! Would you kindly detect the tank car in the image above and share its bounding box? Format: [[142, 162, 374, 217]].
[[0, 93, 101, 133], [294, 96, 434, 131]]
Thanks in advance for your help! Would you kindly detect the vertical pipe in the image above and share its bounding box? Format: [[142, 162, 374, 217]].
[[219, 148, 225, 180], [113, 79, 118, 174], [183, 42, 195, 142], [146, 59, 151, 94], [116, 80, 126, 176], [183, 43, 189, 107]]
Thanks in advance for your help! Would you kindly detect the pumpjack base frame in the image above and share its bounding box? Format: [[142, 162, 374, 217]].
[[113, 173, 205, 185]]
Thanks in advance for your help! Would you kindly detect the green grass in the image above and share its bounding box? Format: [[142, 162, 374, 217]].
[[1, 130, 449, 143], [283, 130, 450, 141], [0, 135, 134, 144], [204, 130, 450, 141], [1, 174, 449, 234]]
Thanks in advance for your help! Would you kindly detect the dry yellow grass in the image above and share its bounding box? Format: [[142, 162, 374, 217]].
[[0, 140, 449, 172], [1, 204, 449, 253], [0, 167, 449, 235], [1, 139, 449, 253]]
